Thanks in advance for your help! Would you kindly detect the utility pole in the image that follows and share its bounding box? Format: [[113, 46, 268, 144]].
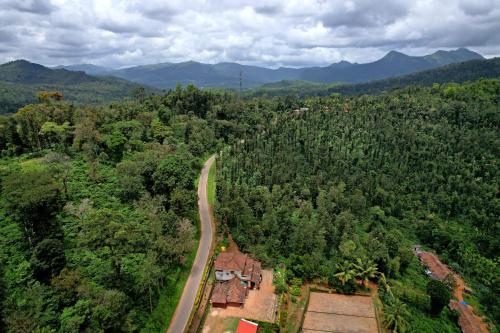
[[239, 70, 243, 99]]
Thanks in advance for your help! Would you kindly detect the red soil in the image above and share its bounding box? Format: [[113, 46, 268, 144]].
[[417, 251, 489, 333]]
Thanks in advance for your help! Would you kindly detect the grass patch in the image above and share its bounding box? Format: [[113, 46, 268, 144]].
[[207, 159, 216, 205], [281, 286, 310, 333], [141, 239, 199, 332]]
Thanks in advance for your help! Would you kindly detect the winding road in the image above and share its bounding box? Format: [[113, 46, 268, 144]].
[[167, 155, 215, 333]]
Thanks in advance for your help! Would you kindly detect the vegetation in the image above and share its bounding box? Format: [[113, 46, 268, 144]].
[[207, 160, 217, 205], [427, 280, 452, 315], [0, 74, 498, 332], [248, 58, 500, 97], [0, 60, 156, 114], [216, 79, 499, 331], [0, 85, 249, 332]]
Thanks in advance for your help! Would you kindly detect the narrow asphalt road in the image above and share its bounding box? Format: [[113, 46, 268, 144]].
[[167, 155, 215, 333]]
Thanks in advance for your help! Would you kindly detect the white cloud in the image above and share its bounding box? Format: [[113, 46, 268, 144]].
[[0, 0, 498, 68]]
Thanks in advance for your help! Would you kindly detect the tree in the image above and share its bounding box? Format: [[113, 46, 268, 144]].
[[333, 261, 356, 286], [30, 238, 66, 283], [2, 169, 62, 246], [153, 154, 196, 194], [427, 279, 451, 315], [383, 298, 409, 333], [353, 258, 378, 288]]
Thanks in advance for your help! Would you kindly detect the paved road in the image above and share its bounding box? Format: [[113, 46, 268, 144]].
[[167, 155, 215, 333]]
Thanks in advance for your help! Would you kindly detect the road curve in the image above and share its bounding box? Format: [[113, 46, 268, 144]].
[[167, 155, 215, 333]]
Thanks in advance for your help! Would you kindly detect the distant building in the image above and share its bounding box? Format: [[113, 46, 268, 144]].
[[236, 318, 258, 333], [211, 250, 262, 308]]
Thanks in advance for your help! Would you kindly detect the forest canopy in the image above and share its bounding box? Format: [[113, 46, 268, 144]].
[[0, 79, 499, 332]]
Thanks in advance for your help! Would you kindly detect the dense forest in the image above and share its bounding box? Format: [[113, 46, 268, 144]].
[[0, 78, 498, 332], [0, 85, 252, 332], [217, 80, 499, 331]]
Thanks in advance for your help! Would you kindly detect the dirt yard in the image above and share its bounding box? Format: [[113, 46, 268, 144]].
[[202, 269, 277, 333], [302, 292, 378, 333]]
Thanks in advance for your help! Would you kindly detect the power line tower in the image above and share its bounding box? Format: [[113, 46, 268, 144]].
[[239, 70, 243, 99]]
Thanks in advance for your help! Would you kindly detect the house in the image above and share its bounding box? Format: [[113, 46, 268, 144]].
[[214, 251, 262, 289], [211, 250, 262, 308], [236, 318, 258, 333], [211, 278, 247, 308]]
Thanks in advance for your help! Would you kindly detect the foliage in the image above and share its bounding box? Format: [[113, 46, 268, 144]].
[[248, 58, 500, 97], [0, 60, 156, 114], [383, 298, 410, 333], [0, 84, 244, 332], [216, 79, 499, 329], [427, 280, 451, 315]]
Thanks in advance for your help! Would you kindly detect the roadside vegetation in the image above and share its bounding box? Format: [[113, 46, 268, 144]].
[[207, 160, 217, 205], [0, 79, 498, 332]]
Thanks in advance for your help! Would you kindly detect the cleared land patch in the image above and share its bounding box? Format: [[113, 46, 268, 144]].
[[302, 292, 378, 333]]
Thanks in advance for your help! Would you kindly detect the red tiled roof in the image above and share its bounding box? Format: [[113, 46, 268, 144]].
[[227, 278, 247, 304], [236, 319, 258, 333], [214, 251, 248, 271], [211, 281, 229, 304], [211, 279, 247, 305], [251, 261, 262, 284]]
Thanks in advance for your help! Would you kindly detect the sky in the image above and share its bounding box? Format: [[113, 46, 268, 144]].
[[0, 0, 499, 68]]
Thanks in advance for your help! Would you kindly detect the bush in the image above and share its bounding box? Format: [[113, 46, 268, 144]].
[[427, 280, 451, 315]]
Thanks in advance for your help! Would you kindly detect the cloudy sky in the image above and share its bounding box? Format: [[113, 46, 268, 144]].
[[1, 0, 499, 68]]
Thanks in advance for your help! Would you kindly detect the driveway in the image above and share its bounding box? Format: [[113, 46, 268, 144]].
[[167, 155, 215, 333]]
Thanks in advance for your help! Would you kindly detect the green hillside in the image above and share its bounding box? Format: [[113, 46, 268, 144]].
[[0, 60, 155, 114], [249, 58, 500, 97]]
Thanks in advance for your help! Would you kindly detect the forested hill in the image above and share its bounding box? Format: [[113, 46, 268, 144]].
[[249, 58, 500, 97], [0, 77, 499, 332], [0, 60, 154, 114], [331, 57, 500, 95], [0, 85, 246, 332], [217, 79, 500, 331]]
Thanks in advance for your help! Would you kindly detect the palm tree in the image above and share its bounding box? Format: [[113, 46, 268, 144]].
[[383, 298, 409, 333], [378, 272, 393, 298], [334, 261, 356, 285], [352, 258, 378, 288]]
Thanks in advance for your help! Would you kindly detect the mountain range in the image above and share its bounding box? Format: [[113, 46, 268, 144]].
[[57, 48, 484, 89], [0, 60, 152, 114], [248, 57, 500, 97]]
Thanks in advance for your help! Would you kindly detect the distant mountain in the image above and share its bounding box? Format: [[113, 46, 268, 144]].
[[54, 64, 112, 76], [60, 48, 483, 89], [248, 58, 500, 97], [0, 60, 101, 85], [299, 48, 484, 84], [0, 60, 154, 114]]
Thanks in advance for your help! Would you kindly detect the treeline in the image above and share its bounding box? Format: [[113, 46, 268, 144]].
[[217, 80, 499, 330], [0, 85, 250, 332]]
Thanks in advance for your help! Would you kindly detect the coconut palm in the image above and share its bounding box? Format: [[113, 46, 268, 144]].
[[352, 258, 378, 288], [378, 272, 393, 298], [383, 298, 410, 333]]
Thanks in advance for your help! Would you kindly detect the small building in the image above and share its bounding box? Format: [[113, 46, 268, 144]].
[[214, 251, 262, 289], [236, 318, 258, 333], [211, 250, 262, 308], [211, 278, 247, 308]]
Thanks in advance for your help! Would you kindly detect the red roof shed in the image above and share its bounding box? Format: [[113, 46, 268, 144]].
[[236, 318, 258, 333]]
